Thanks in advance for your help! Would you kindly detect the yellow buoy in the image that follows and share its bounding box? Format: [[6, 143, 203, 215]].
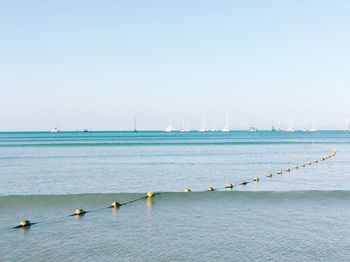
[[240, 180, 248, 185], [301, 164, 305, 167], [266, 173, 273, 178], [294, 166, 298, 169], [226, 183, 233, 189], [184, 187, 191, 192], [18, 220, 31, 228], [286, 167, 291, 172], [74, 208, 86, 216], [147, 192, 155, 198], [253, 176, 259, 182], [111, 202, 121, 208], [207, 186, 214, 191], [277, 171, 282, 175]]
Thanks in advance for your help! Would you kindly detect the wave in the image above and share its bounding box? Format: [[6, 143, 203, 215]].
[[0, 141, 319, 147], [1, 190, 350, 206]]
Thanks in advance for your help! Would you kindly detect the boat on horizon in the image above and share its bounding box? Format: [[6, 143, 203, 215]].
[[248, 121, 257, 132], [221, 116, 230, 132], [199, 116, 208, 132], [308, 121, 317, 132], [271, 121, 276, 131], [286, 118, 295, 132], [165, 117, 175, 132], [50, 128, 60, 133]]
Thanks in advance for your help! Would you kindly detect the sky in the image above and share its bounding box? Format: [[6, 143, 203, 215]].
[[0, 0, 349, 131]]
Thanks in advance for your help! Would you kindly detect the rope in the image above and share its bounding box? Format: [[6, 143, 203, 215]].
[[13, 142, 336, 229]]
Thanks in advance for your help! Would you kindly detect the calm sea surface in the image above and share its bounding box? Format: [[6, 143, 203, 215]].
[[0, 131, 349, 261]]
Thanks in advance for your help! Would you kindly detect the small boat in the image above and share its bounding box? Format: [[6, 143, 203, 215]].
[[286, 118, 295, 132], [199, 116, 208, 132], [50, 128, 60, 133], [165, 117, 175, 132], [346, 117, 350, 131], [221, 116, 230, 132], [303, 121, 307, 132], [271, 122, 276, 131], [248, 121, 257, 132], [134, 116, 138, 132], [308, 121, 317, 132], [83, 129, 89, 132]]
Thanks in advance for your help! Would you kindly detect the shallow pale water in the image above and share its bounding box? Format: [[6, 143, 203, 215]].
[[0, 131, 349, 261]]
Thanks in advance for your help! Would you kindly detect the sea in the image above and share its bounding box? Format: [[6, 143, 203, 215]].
[[0, 131, 349, 261]]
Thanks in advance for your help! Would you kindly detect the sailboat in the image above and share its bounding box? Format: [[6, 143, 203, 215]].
[[134, 116, 138, 132], [165, 117, 175, 132], [221, 116, 230, 132], [308, 120, 317, 132], [50, 127, 60, 133], [180, 121, 190, 132], [199, 116, 208, 132], [286, 118, 295, 132], [248, 121, 257, 132], [271, 121, 276, 131], [210, 120, 218, 132], [303, 121, 307, 132]]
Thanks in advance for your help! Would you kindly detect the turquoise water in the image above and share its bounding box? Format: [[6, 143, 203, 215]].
[[1, 131, 350, 261]]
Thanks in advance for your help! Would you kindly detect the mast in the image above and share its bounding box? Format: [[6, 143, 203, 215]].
[[134, 116, 137, 132]]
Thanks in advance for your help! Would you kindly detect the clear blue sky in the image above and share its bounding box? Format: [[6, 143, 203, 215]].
[[0, 0, 349, 131]]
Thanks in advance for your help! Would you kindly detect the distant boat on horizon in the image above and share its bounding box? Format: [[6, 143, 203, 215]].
[[50, 128, 60, 133], [308, 120, 317, 132], [221, 116, 230, 132], [199, 116, 208, 132], [346, 117, 350, 131], [271, 121, 276, 131], [180, 121, 190, 132], [134, 116, 138, 132], [165, 117, 175, 132], [286, 118, 295, 132], [248, 121, 257, 132]]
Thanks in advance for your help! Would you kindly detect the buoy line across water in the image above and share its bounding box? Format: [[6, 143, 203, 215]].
[[13, 143, 337, 229]]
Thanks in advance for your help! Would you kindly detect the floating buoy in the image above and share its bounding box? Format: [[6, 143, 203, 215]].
[[207, 186, 215, 191], [308, 162, 312, 165], [294, 166, 298, 170], [277, 171, 282, 175], [184, 187, 191, 192], [286, 168, 291, 172], [17, 220, 31, 228], [253, 176, 259, 182], [240, 180, 248, 185], [111, 202, 121, 208], [74, 208, 86, 216], [147, 192, 155, 198], [266, 173, 273, 178], [226, 183, 233, 189], [301, 164, 305, 167]]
